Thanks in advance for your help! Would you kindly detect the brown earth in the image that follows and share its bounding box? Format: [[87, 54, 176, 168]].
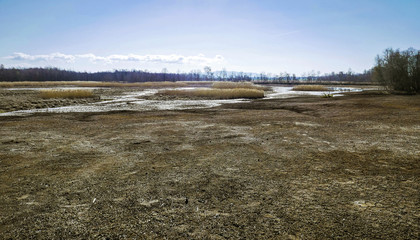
[[0, 90, 419, 239]]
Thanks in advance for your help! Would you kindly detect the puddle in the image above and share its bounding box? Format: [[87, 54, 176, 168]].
[[0, 86, 363, 116], [265, 86, 362, 99], [0, 97, 246, 117]]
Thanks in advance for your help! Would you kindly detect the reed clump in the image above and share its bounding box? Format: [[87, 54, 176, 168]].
[[212, 82, 271, 91], [0, 81, 188, 88], [160, 88, 264, 99], [39, 89, 96, 99], [0, 81, 70, 87], [137, 81, 188, 88], [70, 81, 188, 88], [292, 85, 329, 91]]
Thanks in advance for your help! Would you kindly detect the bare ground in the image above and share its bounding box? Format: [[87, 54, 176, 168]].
[[0, 91, 419, 239]]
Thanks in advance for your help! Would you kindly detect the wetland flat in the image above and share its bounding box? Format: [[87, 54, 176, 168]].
[[0, 89, 419, 239]]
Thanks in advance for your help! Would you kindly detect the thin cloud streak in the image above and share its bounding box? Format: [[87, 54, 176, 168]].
[[6, 52, 225, 65]]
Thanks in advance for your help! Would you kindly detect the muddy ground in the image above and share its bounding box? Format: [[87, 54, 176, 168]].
[[0, 90, 419, 239]]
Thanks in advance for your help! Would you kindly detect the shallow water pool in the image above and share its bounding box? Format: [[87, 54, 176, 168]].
[[0, 86, 363, 116]]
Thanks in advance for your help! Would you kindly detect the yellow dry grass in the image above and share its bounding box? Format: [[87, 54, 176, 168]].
[[160, 88, 265, 99], [0, 81, 188, 88], [292, 85, 329, 91], [135, 81, 188, 88], [39, 89, 95, 99], [0, 81, 61, 88], [212, 82, 271, 91]]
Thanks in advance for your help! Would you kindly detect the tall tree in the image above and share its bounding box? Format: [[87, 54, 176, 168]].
[[374, 48, 420, 93]]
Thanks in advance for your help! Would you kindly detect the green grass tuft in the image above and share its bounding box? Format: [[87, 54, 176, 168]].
[[321, 93, 334, 98]]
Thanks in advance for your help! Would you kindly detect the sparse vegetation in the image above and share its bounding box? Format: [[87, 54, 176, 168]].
[[212, 81, 270, 91], [39, 89, 96, 99], [292, 85, 329, 91], [160, 88, 265, 99]]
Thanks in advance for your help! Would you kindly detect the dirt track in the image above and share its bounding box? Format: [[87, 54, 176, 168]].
[[0, 92, 419, 239]]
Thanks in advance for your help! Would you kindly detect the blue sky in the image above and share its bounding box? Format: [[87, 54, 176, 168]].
[[1, 0, 419, 75]]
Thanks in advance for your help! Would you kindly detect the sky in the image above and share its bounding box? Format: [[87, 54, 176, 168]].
[[1, 0, 419, 75]]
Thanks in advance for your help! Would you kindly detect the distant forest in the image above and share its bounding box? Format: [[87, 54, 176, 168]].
[[0, 65, 372, 84]]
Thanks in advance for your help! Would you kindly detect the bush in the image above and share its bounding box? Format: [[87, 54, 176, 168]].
[[373, 48, 420, 94]]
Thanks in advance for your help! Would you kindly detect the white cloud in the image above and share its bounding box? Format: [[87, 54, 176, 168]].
[[6, 52, 225, 65], [76, 53, 108, 62], [6, 52, 76, 62]]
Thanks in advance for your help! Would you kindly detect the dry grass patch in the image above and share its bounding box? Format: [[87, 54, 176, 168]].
[[160, 88, 265, 99], [292, 85, 329, 91], [137, 81, 188, 88], [39, 89, 96, 99], [70, 81, 188, 88], [76, 81, 188, 88], [0, 81, 188, 88], [0, 81, 74, 88], [212, 82, 271, 91]]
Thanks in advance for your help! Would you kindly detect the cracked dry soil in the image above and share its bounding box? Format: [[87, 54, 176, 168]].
[[0, 92, 419, 239]]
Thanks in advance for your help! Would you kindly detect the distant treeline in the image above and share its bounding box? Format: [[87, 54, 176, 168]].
[[255, 70, 372, 84], [0, 65, 372, 83]]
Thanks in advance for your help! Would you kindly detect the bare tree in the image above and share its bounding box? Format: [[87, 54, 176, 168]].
[[161, 68, 168, 81], [221, 68, 228, 81], [204, 66, 212, 80]]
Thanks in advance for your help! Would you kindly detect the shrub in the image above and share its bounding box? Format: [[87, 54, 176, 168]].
[[373, 48, 420, 94], [292, 85, 329, 91], [39, 89, 95, 99]]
